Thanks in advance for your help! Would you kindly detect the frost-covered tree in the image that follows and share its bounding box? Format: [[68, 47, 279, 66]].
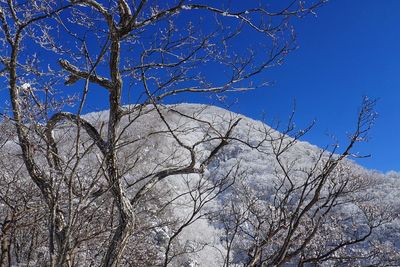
[[214, 99, 400, 266], [2, 1, 398, 267]]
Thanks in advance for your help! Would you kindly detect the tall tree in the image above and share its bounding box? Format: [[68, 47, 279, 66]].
[[12, 1, 400, 267]]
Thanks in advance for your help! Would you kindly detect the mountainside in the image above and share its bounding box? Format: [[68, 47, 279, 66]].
[[1, 104, 399, 266]]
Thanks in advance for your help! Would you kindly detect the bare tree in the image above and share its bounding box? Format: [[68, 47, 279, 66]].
[[0, 0, 330, 266], [215, 98, 400, 266]]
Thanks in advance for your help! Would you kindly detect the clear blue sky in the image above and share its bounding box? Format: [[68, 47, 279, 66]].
[[223, 0, 400, 173], [1, 1, 399, 172], [171, 0, 400, 172]]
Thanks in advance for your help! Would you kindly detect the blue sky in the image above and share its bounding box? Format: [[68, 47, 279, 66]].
[[166, 0, 399, 172], [223, 0, 400, 173], [1, 1, 398, 173]]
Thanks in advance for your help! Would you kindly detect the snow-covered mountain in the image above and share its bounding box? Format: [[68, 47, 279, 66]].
[[83, 104, 400, 266], [1, 104, 399, 266]]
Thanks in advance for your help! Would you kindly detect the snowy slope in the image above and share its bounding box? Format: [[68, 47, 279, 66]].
[[81, 104, 400, 266], [1, 103, 399, 266]]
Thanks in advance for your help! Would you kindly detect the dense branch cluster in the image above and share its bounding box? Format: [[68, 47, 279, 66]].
[[0, 1, 399, 266]]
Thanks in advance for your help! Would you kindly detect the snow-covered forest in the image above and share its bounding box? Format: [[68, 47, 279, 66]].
[[0, 0, 399, 266], [1, 104, 400, 266]]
